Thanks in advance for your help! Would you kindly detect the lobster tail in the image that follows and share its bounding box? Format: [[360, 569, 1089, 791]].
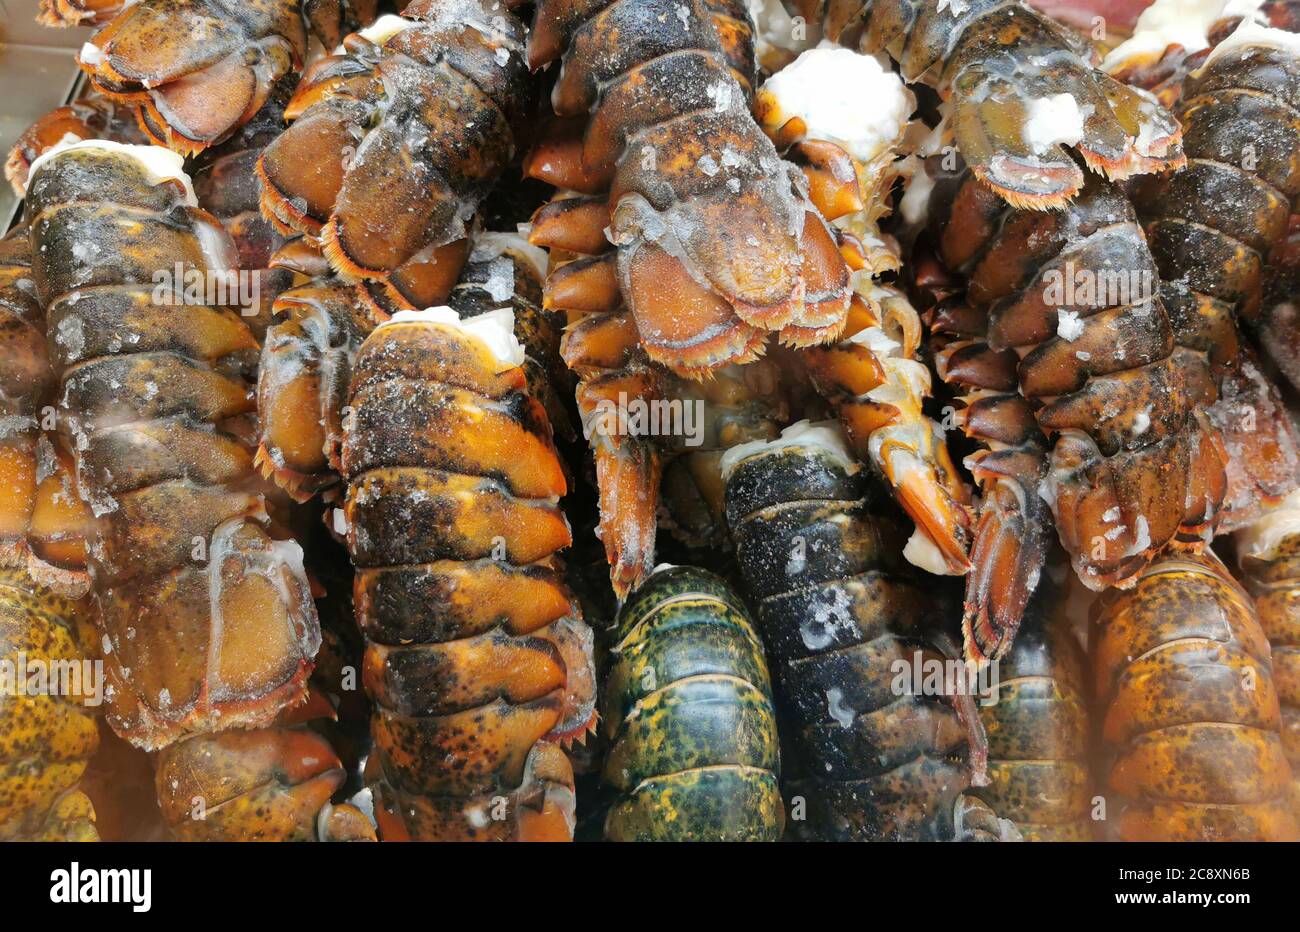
[[526, 0, 851, 376], [78, 0, 310, 155], [26, 141, 320, 750], [1237, 492, 1300, 820], [1092, 552, 1299, 840], [724, 422, 997, 840], [917, 161, 1228, 642], [967, 581, 1092, 840], [782, 0, 1185, 208], [259, 1, 530, 282], [342, 310, 595, 841], [601, 566, 783, 841]]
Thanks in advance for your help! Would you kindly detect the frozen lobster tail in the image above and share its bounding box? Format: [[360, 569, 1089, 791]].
[[968, 581, 1092, 840], [341, 309, 596, 841], [723, 423, 1011, 841], [258, 1, 529, 285], [525, 0, 852, 376], [25, 141, 321, 750], [1092, 552, 1300, 841], [600, 566, 784, 841], [1237, 491, 1300, 818], [783, 0, 1186, 208], [74, 0, 318, 155], [0, 224, 100, 841], [528, 2, 852, 595], [916, 162, 1228, 663], [1132, 22, 1300, 405], [755, 45, 973, 578]]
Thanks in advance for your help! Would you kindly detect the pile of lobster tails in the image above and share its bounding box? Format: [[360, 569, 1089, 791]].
[[4, 0, 1300, 848]]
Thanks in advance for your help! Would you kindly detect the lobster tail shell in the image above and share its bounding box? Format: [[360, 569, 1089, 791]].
[[920, 162, 1228, 641], [343, 313, 595, 841], [966, 582, 1092, 840], [527, 0, 851, 376], [725, 432, 992, 840], [258, 0, 530, 282], [26, 143, 320, 750], [601, 566, 784, 841], [1093, 553, 1300, 841], [78, 0, 309, 155], [790, 0, 1185, 208]]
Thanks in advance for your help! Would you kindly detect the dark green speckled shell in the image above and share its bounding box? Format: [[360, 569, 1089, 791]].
[[601, 566, 783, 841]]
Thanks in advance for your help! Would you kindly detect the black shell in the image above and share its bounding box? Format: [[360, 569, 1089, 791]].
[[725, 442, 977, 841]]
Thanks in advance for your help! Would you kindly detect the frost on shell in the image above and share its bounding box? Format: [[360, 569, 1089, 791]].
[[1101, 0, 1262, 71], [25, 139, 197, 206], [1022, 94, 1087, 156], [1056, 309, 1084, 342], [720, 419, 858, 481]]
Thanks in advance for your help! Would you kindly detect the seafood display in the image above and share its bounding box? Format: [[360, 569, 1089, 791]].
[[3, 0, 1300, 849]]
